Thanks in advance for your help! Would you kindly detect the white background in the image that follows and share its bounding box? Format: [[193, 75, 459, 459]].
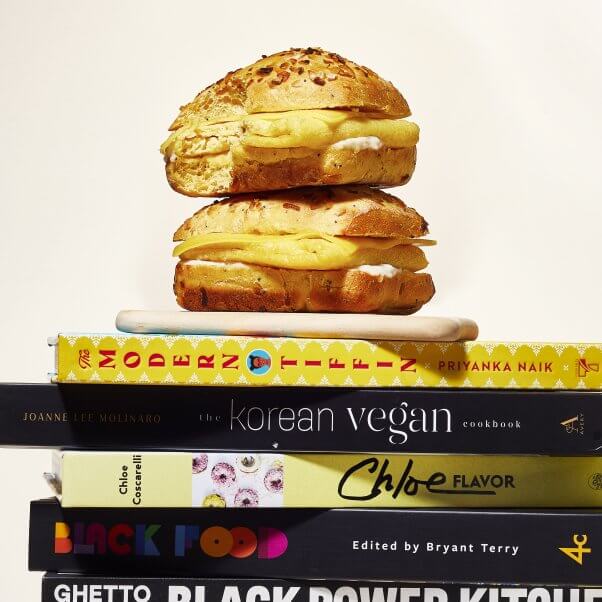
[[1, 0, 601, 597]]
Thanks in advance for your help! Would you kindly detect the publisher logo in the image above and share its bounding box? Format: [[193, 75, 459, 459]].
[[576, 358, 600, 378], [559, 534, 591, 565], [247, 349, 272, 375], [560, 414, 585, 435]]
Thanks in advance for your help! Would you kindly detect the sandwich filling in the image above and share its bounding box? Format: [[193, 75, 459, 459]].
[[161, 109, 419, 161], [173, 232, 435, 272], [182, 259, 409, 280]]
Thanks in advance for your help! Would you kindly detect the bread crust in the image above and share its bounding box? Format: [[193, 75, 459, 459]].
[[171, 48, 410, 130], [165, 143, 416, 197], [163, 47, 416, 195], [174, 261, 435, 314], [174, 186, 428, 240]]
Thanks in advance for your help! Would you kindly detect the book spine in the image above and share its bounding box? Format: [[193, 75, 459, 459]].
[[55, 451, 602, 508], [53, 335, 602, 390], [40, 574, 602, 602], [3, 384, 602, 453], [29, 500, 602, 584]]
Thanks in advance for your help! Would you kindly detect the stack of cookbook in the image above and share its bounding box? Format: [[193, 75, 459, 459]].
[[3, 45, 601, 602], [1, 336, 602, 601]]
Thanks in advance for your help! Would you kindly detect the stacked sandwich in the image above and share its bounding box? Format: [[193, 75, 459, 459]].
[[161, 47, 436, 314]]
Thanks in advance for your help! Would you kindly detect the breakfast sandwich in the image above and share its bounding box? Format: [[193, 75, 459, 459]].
[[172, 186, 435, 313], [161, 48, 419, 196]]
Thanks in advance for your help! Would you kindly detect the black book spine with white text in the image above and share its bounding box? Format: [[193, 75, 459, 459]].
[[2, 383, 601, 453], [41, 575, 602, 602], [29, 500, 602, 584]]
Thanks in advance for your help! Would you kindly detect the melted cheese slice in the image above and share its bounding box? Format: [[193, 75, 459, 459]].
[[242, 109, 419, 149], [163, 109, 419, 155], [173, 232, 435, 271]]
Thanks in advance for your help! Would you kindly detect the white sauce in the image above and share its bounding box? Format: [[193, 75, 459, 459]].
[[352, 264, 402, 278], [182, 260, 251, 269], [183, 259, 403, 278], [331, 136, 384, 152]]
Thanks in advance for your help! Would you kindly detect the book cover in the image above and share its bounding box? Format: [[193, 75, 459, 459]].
[[2, 383, 601, 454], [51, 334, 602, 390], [41, 574, 602, 602], [52, 450, 602, 508], [29, 499, 602, 584]]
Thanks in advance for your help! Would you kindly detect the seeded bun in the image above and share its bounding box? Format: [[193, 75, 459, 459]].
[[162, 48, 417, 196], [174, 186, 429, 240], [171, 47, 410, 129], [174, 261, 434, 314]]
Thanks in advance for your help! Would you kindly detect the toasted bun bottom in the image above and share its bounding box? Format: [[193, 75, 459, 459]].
[[174, 261, 434, 314], [166, 145, 416, 197]]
